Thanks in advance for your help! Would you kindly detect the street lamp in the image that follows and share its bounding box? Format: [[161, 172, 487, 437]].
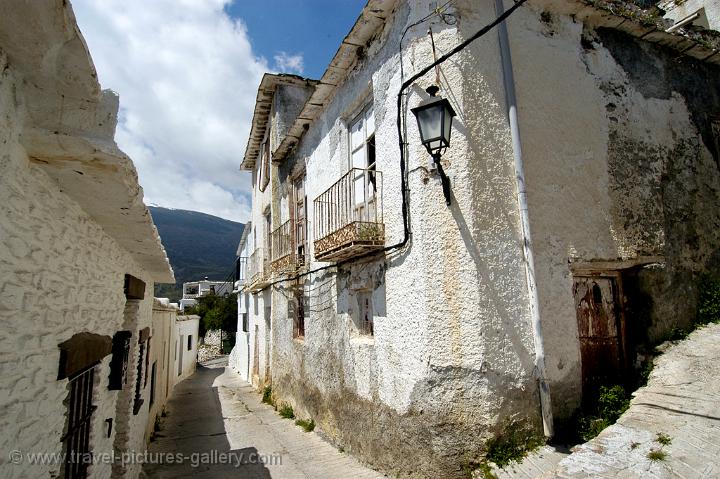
[[411, 85, 456, 205]]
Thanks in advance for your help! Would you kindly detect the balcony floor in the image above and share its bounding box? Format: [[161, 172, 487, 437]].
[[314, 221, 384, 262]]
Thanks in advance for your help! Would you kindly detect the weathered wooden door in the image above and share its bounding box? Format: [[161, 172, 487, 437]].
[[573, 276, 625, 401]]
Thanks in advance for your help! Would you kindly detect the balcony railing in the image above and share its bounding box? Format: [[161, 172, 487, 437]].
[[313, 167, 384, 262], [271, 219, 307, 274], [247, 248, 270, 290]]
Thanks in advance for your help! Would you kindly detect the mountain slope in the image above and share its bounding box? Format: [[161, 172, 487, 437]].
[[149, 206, 244, 301]]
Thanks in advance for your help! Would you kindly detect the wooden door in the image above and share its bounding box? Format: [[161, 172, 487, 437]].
[[573, 276, 625, 401]]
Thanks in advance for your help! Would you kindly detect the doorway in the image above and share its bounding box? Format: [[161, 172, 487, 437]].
[[573, 274, 628, 403]]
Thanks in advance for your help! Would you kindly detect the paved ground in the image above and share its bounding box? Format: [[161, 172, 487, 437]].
[[487, 323, 720, 479], [141, 357, 385, 478]]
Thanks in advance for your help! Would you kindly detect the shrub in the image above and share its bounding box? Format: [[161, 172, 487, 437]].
[[647, 449, 667, 461], [597, 385, 630, 423], [279, 403, 295, 419], [295, 418, 315, 432], [577, 385, 630, 441], [261, 386, 273, 405], [485, 421, 545, 468], [697, 274, 720, 325], [655, 432, 672, 446]]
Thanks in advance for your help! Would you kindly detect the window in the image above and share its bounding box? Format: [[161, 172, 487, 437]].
[[291, 288, 307, 339], [349, 106, 377, 218], [133, 327, 150, 415], [241, 312, 249, 333], [258, 137, 270, 192], [149, 361, 157, 407], [187, 335, 192, 351], [108, 331, 132, 390], [62, 365, 97, 479], [357, 291, 374, 336], [265, 212, 272, 260], [293, 175, 307, 265]]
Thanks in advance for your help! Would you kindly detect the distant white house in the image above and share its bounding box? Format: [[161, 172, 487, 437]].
[[229, 223, 252, 380], [179, 278, 233, 311]]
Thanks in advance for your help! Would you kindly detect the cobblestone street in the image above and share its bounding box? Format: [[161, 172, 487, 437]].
[[141, 357, 385, 478]]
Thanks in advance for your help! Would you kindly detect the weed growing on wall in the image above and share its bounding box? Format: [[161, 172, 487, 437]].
[[261, 386, 273, 406], [469, 419, 545, 478], [575, 385, 630, 441], [295, 418, 315, 432], [279, 403, 295, 419]]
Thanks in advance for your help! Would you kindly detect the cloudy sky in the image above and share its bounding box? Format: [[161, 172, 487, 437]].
[[72, 0, 364, 223]]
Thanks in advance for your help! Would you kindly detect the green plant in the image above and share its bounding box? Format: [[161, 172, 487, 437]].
[[154, 415, 161, 432], [576, 385, 630, 441], [472, 461, 496, 479], [485, 421, 545, 468], [262, 386, 273, 405], [697, 274, 720, 325], [630, 442, 640, 450], [639, 360, 654, 386], [667, 327, 689, 341], [597, 385, 630, 423], [279, 403, 295, 419], [647, 449, 667, 461], [656, 432, 672, 446], [295, 418, 315, 432]]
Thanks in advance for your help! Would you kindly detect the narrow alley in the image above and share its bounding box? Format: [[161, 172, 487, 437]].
[[141, 358, 385, 478]]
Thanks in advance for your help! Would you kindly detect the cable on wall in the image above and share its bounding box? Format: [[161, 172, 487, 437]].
[[245, 0, 531, 290]]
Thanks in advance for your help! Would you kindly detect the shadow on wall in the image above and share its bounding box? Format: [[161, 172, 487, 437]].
[[141, 364, 272, 478]]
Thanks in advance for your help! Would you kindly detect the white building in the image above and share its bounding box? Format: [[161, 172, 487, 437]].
[[0, 1, 178, 478], [179, 278, 233, 311], [145, 301, 199, 442], [237, 0, 720, 477], [229, 224, 252, 380]]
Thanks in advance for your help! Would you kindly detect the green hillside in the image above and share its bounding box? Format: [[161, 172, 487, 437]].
[[149, 206, 245, 302]]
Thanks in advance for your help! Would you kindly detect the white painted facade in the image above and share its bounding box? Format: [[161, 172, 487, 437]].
[[229, 224, 252, 381], [145, 302, 199, 442], [0, 2, 175, 478], [660, 0, 720, 31], [237, 1, 720, 477], [179, 279, 233, 312]]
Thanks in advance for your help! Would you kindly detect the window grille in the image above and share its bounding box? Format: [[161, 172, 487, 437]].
[[61, 365, 97, 479]]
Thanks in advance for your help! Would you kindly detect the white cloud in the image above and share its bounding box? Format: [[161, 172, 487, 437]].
[[273, 51, 304, 75], [72, 0, 266, 223]]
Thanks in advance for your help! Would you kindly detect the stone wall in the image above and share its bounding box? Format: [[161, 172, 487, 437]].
[[0, 48, 156, 478], [267, 2, 540, 477], [495, 0, 720, 417]]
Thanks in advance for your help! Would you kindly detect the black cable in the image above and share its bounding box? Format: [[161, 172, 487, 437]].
[[245, 0, 530, 290]]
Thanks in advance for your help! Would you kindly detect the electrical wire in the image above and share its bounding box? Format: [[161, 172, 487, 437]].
[[238, 0, 530, 291]]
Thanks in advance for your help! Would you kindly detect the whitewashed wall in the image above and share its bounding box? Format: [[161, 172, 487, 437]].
[[0, 49, 155, 479]]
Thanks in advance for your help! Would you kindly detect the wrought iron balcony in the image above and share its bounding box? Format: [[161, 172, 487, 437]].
[[247, 248, 270, 290], [271, 219, 307, 274], [313, 167, 384, 262]]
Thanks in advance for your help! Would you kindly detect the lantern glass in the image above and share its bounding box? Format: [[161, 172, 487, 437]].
[[412, 95, 456, 156]]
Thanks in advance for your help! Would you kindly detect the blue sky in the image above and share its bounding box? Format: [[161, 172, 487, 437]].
[[72, 0, 366, 222], [227, 0, 366, 79]]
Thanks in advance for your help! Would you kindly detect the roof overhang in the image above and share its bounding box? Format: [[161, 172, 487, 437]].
[[240, 74, 319, 170], [271, 0, 398, 163], [538, 0, 719, 64], [1, 0, 174, 284]]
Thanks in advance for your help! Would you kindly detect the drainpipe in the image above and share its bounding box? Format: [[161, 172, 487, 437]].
[[495, 0, 554, 437]]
